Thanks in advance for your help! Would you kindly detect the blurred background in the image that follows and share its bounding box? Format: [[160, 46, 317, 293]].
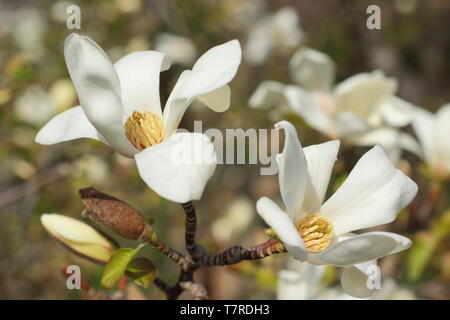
[[0, 0, 449, 299]]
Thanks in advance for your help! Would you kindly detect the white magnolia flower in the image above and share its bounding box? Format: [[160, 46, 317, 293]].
[[256, 121, 418, 297], [244, 7, 304, 65], [36, 33, 242, 203], [411, 104, 450, 180], [250, 47, 420, 162]]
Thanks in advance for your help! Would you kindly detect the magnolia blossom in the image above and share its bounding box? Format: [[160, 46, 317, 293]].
[[41, 213, 115, 264], [244, 7, 304, 65], [36, 33, 242, 203], [250, 47, 420, 162], [411, 104, 450, 180], [256, 121, 418, 297]]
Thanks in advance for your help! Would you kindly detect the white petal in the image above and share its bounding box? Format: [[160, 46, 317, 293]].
[[350, 128, 422, 163], [114, 50, 170, 118], [277, 262, 325, 300], [302, 140, 340, 212], [163, 40, 242, 135], [340, 260, 377, 298], [334, 71, 397, 116], [41, 213, 111, 246], [64, 33, 136, 157], [379, 96, 414, 127], [196, 85, 230, 112], [335, 111, 371, 138], [289, 47, 335, 92], [249, 81, 286, 110], [284, 85, 333, 135], [321, 146, 418, 235], [311, 232, 411, 266], [135, 132, 217, 203], [35, 106, 109, 146], [274, 121, 311, 221], [256, 197, 307, 262]]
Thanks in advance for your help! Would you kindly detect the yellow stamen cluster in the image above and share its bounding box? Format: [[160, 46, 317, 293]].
[[296, 213, 333, 253], [124, 111, 164, 151]]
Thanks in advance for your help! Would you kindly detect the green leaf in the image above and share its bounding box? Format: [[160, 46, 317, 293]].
[[100, 244, 144, 290], [125, 257, 156, 288]]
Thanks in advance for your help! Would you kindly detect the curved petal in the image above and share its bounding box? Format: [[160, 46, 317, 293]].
[[340, 260, 377, 298], [350, 128, 422, 163], [335, 111, 371, 138], [274, 121, 311, 221], [114, 50, 169, 118], [195, 85, 230, 112], [334, 71, 397, 117], [135, 132, 217, 203], [310, 232, 411, 266], [321, 146, 418, 235], [35, 106, 109, 146], [249, 81, 286, 110], [64, 33, 136, 157], [163, 40, 242, 136], [378, 96, 414, 128], [284, 85, 333, 135], [289, 47, 335, 92], [256, 197, 307, 262], [302, 140, 340, 212]]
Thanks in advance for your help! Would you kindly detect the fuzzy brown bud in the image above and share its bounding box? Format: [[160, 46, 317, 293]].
[[79, 187, 152, 241]]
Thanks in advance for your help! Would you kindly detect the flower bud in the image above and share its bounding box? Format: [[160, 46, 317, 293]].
[[79, 187, 152, 241], [41, 213, 114, 264]]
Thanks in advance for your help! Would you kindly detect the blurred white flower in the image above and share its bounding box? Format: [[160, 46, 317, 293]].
[[74, 154, 110, 184], [277, 257, 325, 300], [244, 7, 304, 65], [50, 1, 74, 23], [226, 0, 266, 30], [154, 33, 197, 66], [49, 79, 77, 112], [250, 47, 421, 163], [371, 278, 417, 300], [257, 121, 417, 297], [36, 33, 242, 203], [212, 197, 254, 242], [412, 104, 450, 180], [15, 85, 56, 125], [10, 9, 47, 61], [277, 258, 364, 300]]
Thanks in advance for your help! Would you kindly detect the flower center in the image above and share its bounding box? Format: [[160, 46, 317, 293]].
[[124, 111, 164, 151], [296, 213, 333, 253]]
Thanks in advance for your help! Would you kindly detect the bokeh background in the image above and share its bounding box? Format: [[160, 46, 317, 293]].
[[0, 0, 449, 299]]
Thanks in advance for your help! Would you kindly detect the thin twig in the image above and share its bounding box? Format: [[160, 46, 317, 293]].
[[197, 239, 286, 267], [152, 202, 286, 300], [182, 201, 199, 259]]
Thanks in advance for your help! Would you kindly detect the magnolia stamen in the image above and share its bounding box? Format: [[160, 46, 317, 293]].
[[296, 213, 333, 253], [124, 111, 164, 151]]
